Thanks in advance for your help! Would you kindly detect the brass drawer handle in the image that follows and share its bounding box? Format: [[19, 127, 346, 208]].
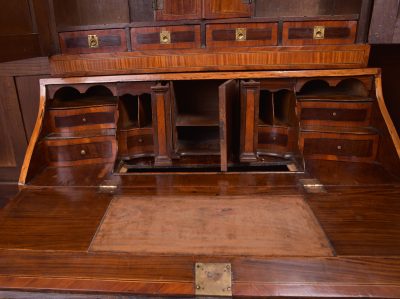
[[80, 149, 87, 156], [82, 117, 87, 123], [313, 26, 325, 40], [332, 112, 337, 116], [138, 138, 144, 143], [337, 145, 342, 150], [88, 35, 99, 48], [160, 31, 171, 44], [236, 28, 247, 41]]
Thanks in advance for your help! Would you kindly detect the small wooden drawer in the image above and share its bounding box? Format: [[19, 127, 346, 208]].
[[206, 23, 278, 48], [282, 21, 357, 46], [131, 25, 201, 51], [48, 106, 118, 133], [59, 29, 127, 54], [299, 132, 379, 162], [258, 126, 297, 153], [118, 128, 154, 157], [45, 136, 117, 167], [298, 102, 372, 127]]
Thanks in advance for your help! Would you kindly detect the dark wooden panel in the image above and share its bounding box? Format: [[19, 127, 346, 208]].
[[307, 186, 400, 256], [283, 21, 358, 46], [0, 34, 42, 63], [15, 76, 47, 140], [255, 0, 363, 17], [126, 133, 154, 152], [0, 1, 34, 35], [155, 0, 201, 21], [203, 0, 252, 19], [369, 0, 400, 44], [206, 22, 278, 48], [0, 184, 18, 209], [129, 0, 154, 22], [0, 188, 112, 251], [53, 0, 130, 28], [131, 25, 201, 50], [59, 29, 127, 54], [0, 77, 28, 181]]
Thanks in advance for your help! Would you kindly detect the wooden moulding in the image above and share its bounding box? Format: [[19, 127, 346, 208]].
[[50, 45, 371, 77]]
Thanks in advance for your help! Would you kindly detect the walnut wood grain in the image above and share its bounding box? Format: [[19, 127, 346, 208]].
[[131, 25, 201, 51], [299, 131, 379, 162], [283, 20, 358, 46], [206, 22, 278, 48], [59, 29, 128, 54]]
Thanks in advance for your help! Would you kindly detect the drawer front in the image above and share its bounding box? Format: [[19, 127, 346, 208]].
[[206, 23, 278, 48], [45, 136, 117, 167], [257, 126, 297, 153], [59, 29, 127, 54], [298, 102, 372, 127], [203, 0, 252, 19], [49, 106, 117, 133], [282, 21, 357, 46], [118, 128, 154, 157], [300, 132, 379, 162], [131, 26, 201, 50]]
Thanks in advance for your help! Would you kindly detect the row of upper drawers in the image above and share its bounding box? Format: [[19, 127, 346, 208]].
[[60, 20, 357, 54]]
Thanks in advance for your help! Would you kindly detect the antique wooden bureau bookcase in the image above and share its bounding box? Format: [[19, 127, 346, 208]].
[[1, 0, 400, 298]]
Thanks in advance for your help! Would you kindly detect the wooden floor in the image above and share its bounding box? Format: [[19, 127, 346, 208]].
[[0, 162, 400, 298]]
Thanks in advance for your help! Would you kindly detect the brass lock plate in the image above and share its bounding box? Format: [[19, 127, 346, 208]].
[[236, 28, 247, 41], [160, 31, 171, 44], [195, 263, 232, 297], [313, 26, 325, 40], [88, 35, 99, 48]]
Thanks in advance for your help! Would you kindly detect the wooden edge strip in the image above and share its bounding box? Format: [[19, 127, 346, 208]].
[[41, 68, 380, 86], [0, 276, 193, 296], [375, 73, 400, 159], [18, 84, 46, 186]]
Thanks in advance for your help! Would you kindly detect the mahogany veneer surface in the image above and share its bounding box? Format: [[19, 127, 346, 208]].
[[91, 195, 333, 256], [0, 188, 112, 251]]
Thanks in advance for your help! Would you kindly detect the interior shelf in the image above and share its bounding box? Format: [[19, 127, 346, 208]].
[[175, 114, 219, 127]]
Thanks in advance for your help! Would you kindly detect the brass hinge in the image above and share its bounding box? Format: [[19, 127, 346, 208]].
[[299, 178, 327, 193], [152, 0, 163, 10], [195, 263, 232, 297]]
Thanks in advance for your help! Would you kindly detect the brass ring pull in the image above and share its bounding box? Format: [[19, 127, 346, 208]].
[[313, 26, 325, 40], [236, 28, 247, 41], [88, 35, 99, 48], [160, 31, 171, 44]]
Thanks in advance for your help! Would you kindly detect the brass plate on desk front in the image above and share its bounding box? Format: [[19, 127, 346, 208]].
[[195, 263, 232, 297]]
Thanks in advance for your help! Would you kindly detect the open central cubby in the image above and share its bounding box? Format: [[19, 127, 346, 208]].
[[172, 80, 223, 157]]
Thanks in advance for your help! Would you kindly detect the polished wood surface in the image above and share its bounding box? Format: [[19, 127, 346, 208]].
[[50, 45, 371, 76]]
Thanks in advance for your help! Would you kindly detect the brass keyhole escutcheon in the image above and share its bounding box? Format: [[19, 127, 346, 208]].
[[236, 28, 247, 41], [313, 26, 325, 40], [160, 31, 171, 44], [88, 35, 99, 48]]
